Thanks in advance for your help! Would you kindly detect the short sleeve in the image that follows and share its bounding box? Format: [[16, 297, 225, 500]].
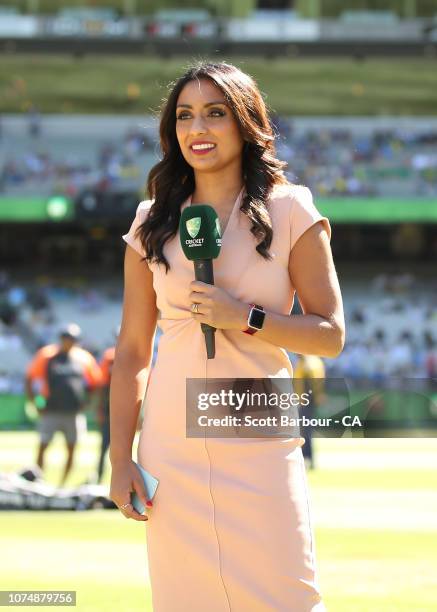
[[82, 352, 104, 388], [99, 349, 112, 385], [289, 186, 331, 252], [26, 350, 46, 379], [122, 200, 154, 257]]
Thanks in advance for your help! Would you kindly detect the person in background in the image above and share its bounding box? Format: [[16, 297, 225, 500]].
[[95, 326, 120, 483], [294, 353, 326, 470], [28, 104, 41, 139], [423, 332, 437, 391], [25, 323, 103, 486]]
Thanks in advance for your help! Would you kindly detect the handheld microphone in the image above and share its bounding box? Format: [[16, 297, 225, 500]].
[[179, 204, 222, 359]]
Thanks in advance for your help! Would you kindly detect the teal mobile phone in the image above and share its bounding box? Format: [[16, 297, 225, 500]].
[[131, 461, 159, 514]]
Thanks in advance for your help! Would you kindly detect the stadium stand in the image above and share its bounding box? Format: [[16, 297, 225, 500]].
[[0, 115, 157, 197], [1, 115, 437, 198], [1, 264, 435, 396], [0, 268, 163, 395], [0, 116, 436, 409]]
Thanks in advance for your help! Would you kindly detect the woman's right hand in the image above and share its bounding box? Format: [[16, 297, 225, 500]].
[[110, 459, 152, 522]]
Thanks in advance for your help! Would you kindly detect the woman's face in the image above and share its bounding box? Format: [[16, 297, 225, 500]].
[[175, 78, 244, 175]]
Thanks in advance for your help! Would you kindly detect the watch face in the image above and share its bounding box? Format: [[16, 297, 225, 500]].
[[249, 307, 265, 330]]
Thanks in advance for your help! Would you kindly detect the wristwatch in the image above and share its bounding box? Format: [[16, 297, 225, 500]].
[[243, 303, 266, 335]]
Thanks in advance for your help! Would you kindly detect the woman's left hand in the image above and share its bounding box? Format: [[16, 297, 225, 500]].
[[189, 281, 248, 331]]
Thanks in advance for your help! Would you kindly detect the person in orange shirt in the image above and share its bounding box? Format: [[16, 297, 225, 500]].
[[96, 337, 116, 484], [25, 323, 103, 486]]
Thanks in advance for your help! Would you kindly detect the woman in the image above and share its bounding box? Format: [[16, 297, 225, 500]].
[[110, 61, 345, 611]]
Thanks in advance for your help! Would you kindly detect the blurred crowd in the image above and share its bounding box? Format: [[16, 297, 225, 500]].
[[0, 269, 121, 394], [1, 112, 436, 198], [328, 327, 437, 382], [326, 271, 437, 384], [0, 111, 155, 197], [272, 116, 437, 197]]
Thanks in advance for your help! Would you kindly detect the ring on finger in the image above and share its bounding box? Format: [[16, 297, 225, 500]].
[[120, 502, 131, 510], [191, 302, 200, 314]]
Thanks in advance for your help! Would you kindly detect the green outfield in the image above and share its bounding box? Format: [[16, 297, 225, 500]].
[[1, 55, 437, 116], [1, 432, 437, 611]]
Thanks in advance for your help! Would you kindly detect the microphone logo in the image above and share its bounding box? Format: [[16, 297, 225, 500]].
[[186, 217, 201, 238]]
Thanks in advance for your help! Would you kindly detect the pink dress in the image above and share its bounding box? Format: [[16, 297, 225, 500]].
[[122, 183, 331, 611]]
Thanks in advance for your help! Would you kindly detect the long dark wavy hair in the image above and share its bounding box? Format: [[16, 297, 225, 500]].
[[135, 61, 289, 271]]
